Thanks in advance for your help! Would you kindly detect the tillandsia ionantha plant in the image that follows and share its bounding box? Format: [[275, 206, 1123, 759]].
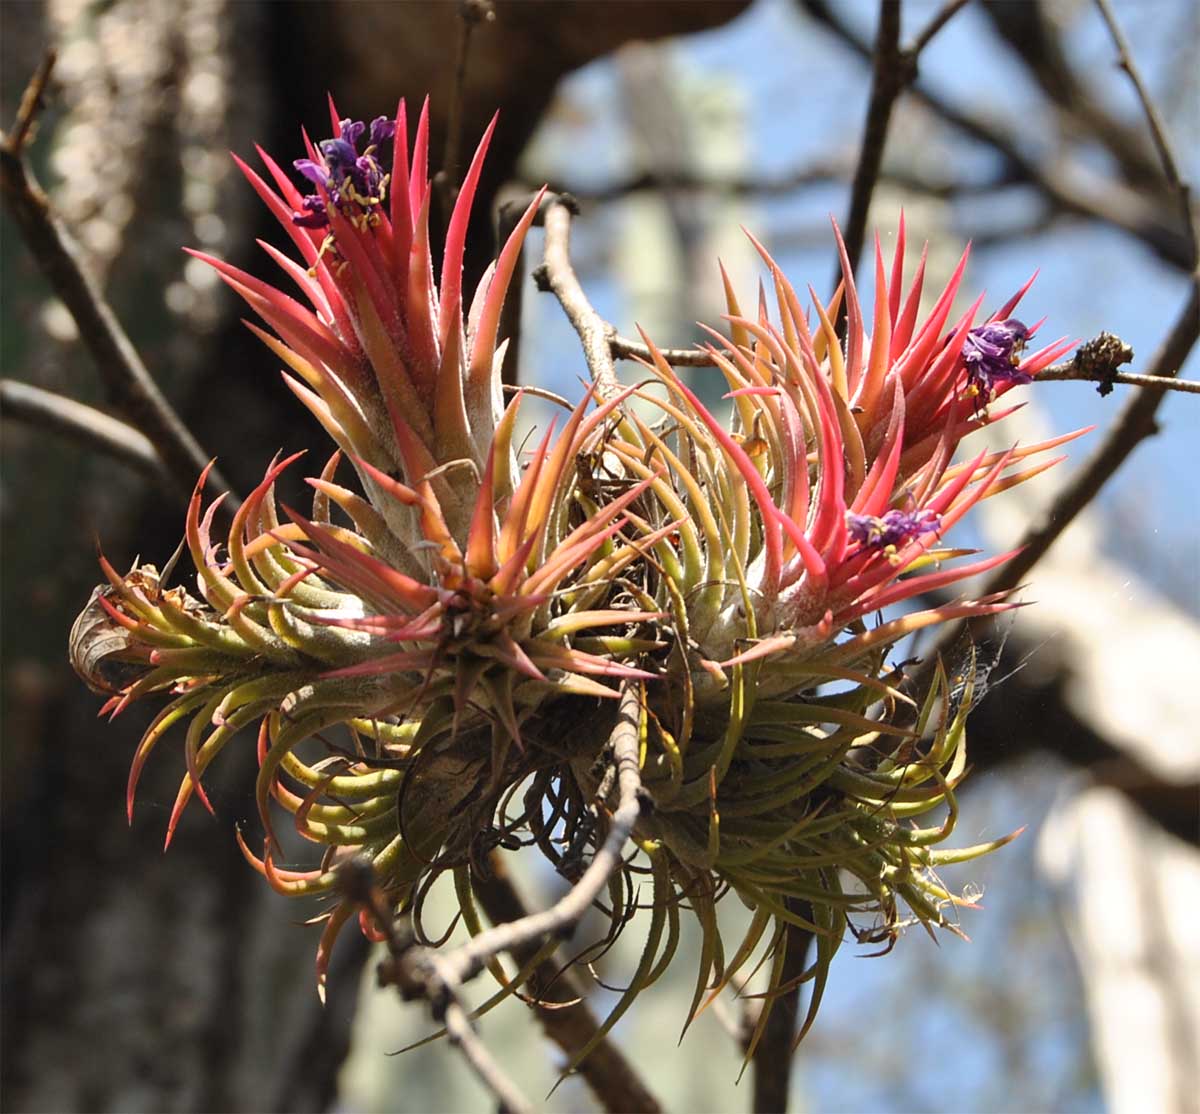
[[71, 97, 1087, 1064]]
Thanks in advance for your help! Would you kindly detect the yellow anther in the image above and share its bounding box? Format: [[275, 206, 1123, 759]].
[[306, 234, 339, 277]]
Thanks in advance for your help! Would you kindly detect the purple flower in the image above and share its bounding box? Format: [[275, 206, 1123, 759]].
[[294, 158, 331, 190], [962, 318, 1032, 396], [291, 116, 394, 229], [292, 194, 328, 229], [368, 116, 395, 148], [318, 137, 360, 179], [846, 508, 941, 551]]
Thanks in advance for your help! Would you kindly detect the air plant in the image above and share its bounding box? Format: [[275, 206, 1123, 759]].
[[71, 98, 1085, 1065]]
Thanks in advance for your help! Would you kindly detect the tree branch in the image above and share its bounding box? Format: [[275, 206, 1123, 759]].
[[337, 684, 647, 1112], [1030, 329, 1200, 396], [0, 54, 237, 507], [980, 1, 1166, 193], [799, 0, 1195, 271], [927, 274, 1200, 667], [533, 195, 623, 398], [424, 951, 535, 1114], [980, 278, 1198, 598], [1093, 0, 1198, 267], [538, 234, 1200, 398], [839, 0, 971, 279], [471, 857, 663, 1113], [0, 379, 169, 484], [910, 0, 972, 56], [438, 683, 644, 989], [751, 916, 813, 1114], [609, 333, 716, 368], [839, 0, 906, 282], [1036, 367, 1200, 395], [338, 860, 534, 1114], [5, 49, 53, 154], [437, 0, 496, 227], [534, 160, 1009, 207]]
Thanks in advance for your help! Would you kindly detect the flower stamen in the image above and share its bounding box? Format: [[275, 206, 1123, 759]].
[[846, 508, 942, 554]]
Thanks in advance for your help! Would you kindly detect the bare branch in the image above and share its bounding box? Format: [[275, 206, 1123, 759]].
[[5, 48, 54, 155], [0, 54, 237, 507], [1093, 0, 1198, 266], [531, 194, 719, 372], [335, 686, 646, 1111], [549, 160, 843, 204], [534, 195, 623, 398], [839, 0, 971, 279], [839, 0, 906, 282], [537, 218, 1200, 397], [981, 283, 1198, 596], [909, 0, 972, 57], [338, 860, 534, 1114], [535, 161, 1007, 207], [471, 858, 663, 1113], [981, 1, 1164, 191], [437, 0, 496, 225], [925, 276, 1200, 669], [800, 0, 1195, 271], [426, 951, 535, 1114], [439, 683, 644, 988], [609, 334, 716, 368], [1037, 368, 1200, 395], [1029, 330, 1197, 396], [0, 379, 168, 485]]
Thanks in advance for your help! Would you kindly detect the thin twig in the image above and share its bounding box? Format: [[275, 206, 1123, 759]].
[[534, 196, 720, 373], [545, 255, 1200, 392], [909, 0, 972, 56], [534, 196, 623, 399], [924, 273, 1200, 668], [538, 208, 1200, 398], [0, 54, 237, 509], [534, 161, 1008, 207], [838, 0, 970, 283], [1093, 0, 1198, 266], [427, 952, 535, 1114], [437, 683, 644, 988], [0, 379, 169, 484], [335, 685, 646, 1111], [6, 49, 54, 155], [437, 0, 495, 226], [609, 334, 716, 368], [472, 857, 663, 1113], [980, 276, 1199, 593], [839, 0, 906, 285], [338, 860, 534, 1114], [1036, 367, 1200, 394], [1030, 329, 1199, 395], [981, 3, 1164, 193], [801, 0, 1194, 272]]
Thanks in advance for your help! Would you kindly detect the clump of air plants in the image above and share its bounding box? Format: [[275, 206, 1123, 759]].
[[71, 99, 1084, 1064]]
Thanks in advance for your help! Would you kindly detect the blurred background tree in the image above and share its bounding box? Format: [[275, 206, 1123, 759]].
[[2, 1, 1196, 1111]]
